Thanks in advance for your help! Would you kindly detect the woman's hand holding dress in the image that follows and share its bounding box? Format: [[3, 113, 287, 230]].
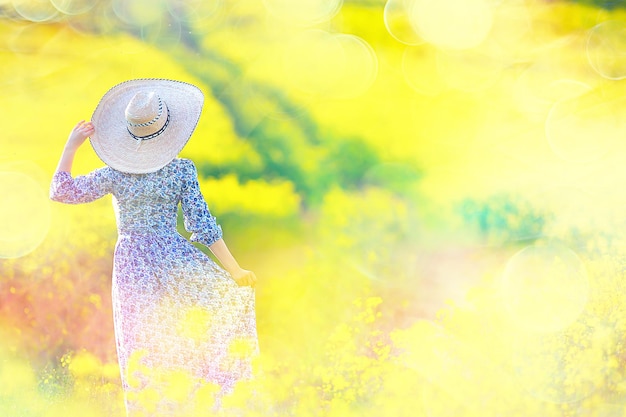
[[229, 268, 257, 288]]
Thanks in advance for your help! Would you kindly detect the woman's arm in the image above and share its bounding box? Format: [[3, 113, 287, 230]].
[[50, 121, 112, 204], [55, 120, 94, 173], [180, 159, 257, 288], [209, 238, 257, 287]]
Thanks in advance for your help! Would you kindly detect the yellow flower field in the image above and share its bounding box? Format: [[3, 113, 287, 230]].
[[3, 0, 626, 415]]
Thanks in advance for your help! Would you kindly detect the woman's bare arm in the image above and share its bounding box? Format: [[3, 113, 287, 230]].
[[55, 120, 94, 173], [209, 238, 257, 287]]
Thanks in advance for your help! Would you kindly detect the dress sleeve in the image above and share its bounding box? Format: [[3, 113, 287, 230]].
[[180, 159, 223, 247], [49, 167, 113, 204]]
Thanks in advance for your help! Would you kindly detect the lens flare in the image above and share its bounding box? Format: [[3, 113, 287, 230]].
[[11, 0, 59, 22], [410, 0, 493, 50], [0, 171, 51, 259], [384, 0, 424, 46], [49, 0, 97, 15], [332, 34, 378, 99], [546, 88, 625, 163], [501, 243, 589, 333], [587, 20, 626, 80]]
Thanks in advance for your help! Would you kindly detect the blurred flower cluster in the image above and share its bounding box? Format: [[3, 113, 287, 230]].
[[4, 0, 626, 415]]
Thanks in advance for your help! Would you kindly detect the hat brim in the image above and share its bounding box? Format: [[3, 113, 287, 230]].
[[90, 79, 204, 174]]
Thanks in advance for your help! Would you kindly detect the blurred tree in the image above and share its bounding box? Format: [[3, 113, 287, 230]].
[[0, 0, 392, 206], [573, 0, 625, 9], [324, 136, 380, 190], [176, 33, 383, 205], [458, 193, 548, 245]]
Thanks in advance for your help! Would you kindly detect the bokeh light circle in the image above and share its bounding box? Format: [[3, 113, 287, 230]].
[[586, 20, 626, 80], [262, 0, 342, 26], [501, 243, 589, 333], [49, 0, 97, 15], [513, 58, 594, 122], [410, 0, 493, 50], [284, 31, 377, 98], [384, 0, 424, 45], [332, 34, 378, 98], [546, 88, 625, 163], [91, 3, 121, 37], [12, 0, 59, 22], [112, 0, 165, 26], [166, 0, 221, 22], [0, 171, 51, 259], [283, 29, 347, 96]]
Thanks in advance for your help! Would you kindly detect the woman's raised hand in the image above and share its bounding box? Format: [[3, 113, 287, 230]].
[[65, 120, 95, 151], [55, 120, 94, 173]]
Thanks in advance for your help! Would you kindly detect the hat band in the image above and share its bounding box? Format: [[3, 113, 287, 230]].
[[127, 111, 171, 141]]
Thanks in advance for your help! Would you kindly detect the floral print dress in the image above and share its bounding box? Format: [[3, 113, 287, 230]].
[[50, 158, 258, 415]]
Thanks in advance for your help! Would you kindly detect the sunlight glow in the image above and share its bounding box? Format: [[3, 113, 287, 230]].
[[384, 0, 424, 46], [546, 88, 625, 163], [501, 243, 589, 333], [587, 20, 626, 80], [0, 171, 51, 259], [410, 0, 494, 50]]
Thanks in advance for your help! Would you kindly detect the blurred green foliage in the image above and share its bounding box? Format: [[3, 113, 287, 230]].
[[4, 0, 626, 415], [574, 0, 626, 10], [459, 193, 548, 245]]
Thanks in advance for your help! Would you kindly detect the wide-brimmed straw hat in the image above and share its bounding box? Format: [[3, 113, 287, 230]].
[[90, 79, 204, 174]]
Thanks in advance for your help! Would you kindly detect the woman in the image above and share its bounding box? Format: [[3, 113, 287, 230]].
[[50, 79, 258, 415]]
